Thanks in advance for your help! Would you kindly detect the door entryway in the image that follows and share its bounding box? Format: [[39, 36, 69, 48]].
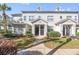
[[35, 25, 39, 35], [63, 25, 72, 36], [35, 25, 44, 36]]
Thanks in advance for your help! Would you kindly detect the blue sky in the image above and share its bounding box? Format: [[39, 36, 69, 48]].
[[1, 3, 79, 14]]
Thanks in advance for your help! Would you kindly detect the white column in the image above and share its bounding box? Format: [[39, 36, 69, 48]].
[[44, 24, 47, 36], [61, 24, 63, 37], [72, 24, 76, 36], [23, 28, 26, 35], [39, 25, 40, 36], [65, 25, 66, 36], [32, 24, 35, 36], [12, 27, 14, 33]]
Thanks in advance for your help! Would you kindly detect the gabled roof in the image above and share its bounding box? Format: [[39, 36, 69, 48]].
[[55, 19, 77, 25], [32, 19, 48, 23]]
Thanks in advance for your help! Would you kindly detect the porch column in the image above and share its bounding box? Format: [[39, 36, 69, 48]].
[[32, 25, 35, 36], [23, 28, 26, 35], [39, 25, 40, 36], [60, 24, 63, 36], [12, 27, 14, 33], [72, 24, 76, 36], [65, 25, 66, 36], [44, 24, 47, 36]]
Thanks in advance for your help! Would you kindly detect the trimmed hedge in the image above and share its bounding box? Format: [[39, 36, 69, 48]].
[[47, 31, 61, 37], [26, 31, 33, 37], [76, 32, 79, 36], [3, 31, 14, 38]]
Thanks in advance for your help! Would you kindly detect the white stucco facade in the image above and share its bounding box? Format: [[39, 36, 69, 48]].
[[6, 9, 79, 37]]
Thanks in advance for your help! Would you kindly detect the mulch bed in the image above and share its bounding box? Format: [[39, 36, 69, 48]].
[[0, 39, 17, 55]]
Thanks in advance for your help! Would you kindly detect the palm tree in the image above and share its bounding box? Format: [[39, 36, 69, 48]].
[[0, 3, 11, 33]]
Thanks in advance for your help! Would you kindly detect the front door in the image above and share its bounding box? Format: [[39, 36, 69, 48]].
[[63, 25, 71, 36], [40, 25, 44, 35], [35, 25, 39, 36], [35, 25, 44, 36]]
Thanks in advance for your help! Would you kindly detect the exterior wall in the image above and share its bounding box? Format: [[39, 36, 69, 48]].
[[11, 11, 79, 36], [22, 13, 78, 24]]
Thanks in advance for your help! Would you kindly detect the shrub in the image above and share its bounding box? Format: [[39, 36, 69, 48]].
[[47, 31, 61, 37], [66, 38, 72, 42], [76, 32, 79, 36], [3, 31, 14, 38], [26, 31, 33, 37], [0, 30, 5, 34]]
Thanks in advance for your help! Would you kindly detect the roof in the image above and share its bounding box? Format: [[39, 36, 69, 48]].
[[32, 18, 48, 23], [22, 11, 78, 13], [55, 19, 77, 25], [11, 14, 22, 16]]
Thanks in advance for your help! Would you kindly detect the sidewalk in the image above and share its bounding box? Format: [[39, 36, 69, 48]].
[[17, 43, 79, 55]]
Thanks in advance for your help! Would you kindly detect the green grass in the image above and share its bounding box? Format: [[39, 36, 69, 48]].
[[44, 38, 79, 49]]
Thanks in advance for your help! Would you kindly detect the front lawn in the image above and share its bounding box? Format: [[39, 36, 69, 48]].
[[14, 37, 36, 49], [44, 38, 79, 49]]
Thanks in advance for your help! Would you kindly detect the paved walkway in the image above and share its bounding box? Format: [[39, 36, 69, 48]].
[[17, 43, 79, 55]]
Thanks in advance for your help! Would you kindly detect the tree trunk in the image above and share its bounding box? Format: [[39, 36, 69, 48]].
[[2, 11, 7, 33]]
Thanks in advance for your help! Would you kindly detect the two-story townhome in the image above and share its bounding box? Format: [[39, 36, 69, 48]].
[[1, 7, 79, 37]]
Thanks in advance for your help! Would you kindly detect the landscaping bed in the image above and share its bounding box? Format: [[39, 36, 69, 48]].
[[14, 37, 36, 49], [44, 38, 79, 49]]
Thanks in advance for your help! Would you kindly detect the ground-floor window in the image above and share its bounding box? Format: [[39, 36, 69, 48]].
[[47, 26, 53, 32], [8, 25, 12, 31]]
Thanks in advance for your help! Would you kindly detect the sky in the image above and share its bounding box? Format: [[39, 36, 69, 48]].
[[1, 3, 79, 15]]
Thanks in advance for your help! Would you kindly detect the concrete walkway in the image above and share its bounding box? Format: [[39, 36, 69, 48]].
[[17, 43, 79, 55]]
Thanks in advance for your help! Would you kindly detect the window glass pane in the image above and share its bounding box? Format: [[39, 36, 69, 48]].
[[75, 16, 77, 20], [47, 16, 53, 21], [24, 16, 26, 20], [66, 16, 72, 19], [29, 16, 34, 21], [60, 16, 62, 19], [47, 26, 53, 32]]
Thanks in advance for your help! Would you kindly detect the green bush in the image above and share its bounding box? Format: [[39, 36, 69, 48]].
[[0, 30, 5, 34], [26, 31, 33, 37], [76, 32, 79, 36], [47, 31, 61, 37], [66, 38, 72, 42], [3, 31, 14, 38]]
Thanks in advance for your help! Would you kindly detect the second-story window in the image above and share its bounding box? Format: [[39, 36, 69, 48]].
[[24, 16, 27, 20], [75, 16, 77, 20], [66, 16, 72, 19], [47, 16, 53, 21], [60, 16, 62, 19], [29, 16, 34, 21]]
